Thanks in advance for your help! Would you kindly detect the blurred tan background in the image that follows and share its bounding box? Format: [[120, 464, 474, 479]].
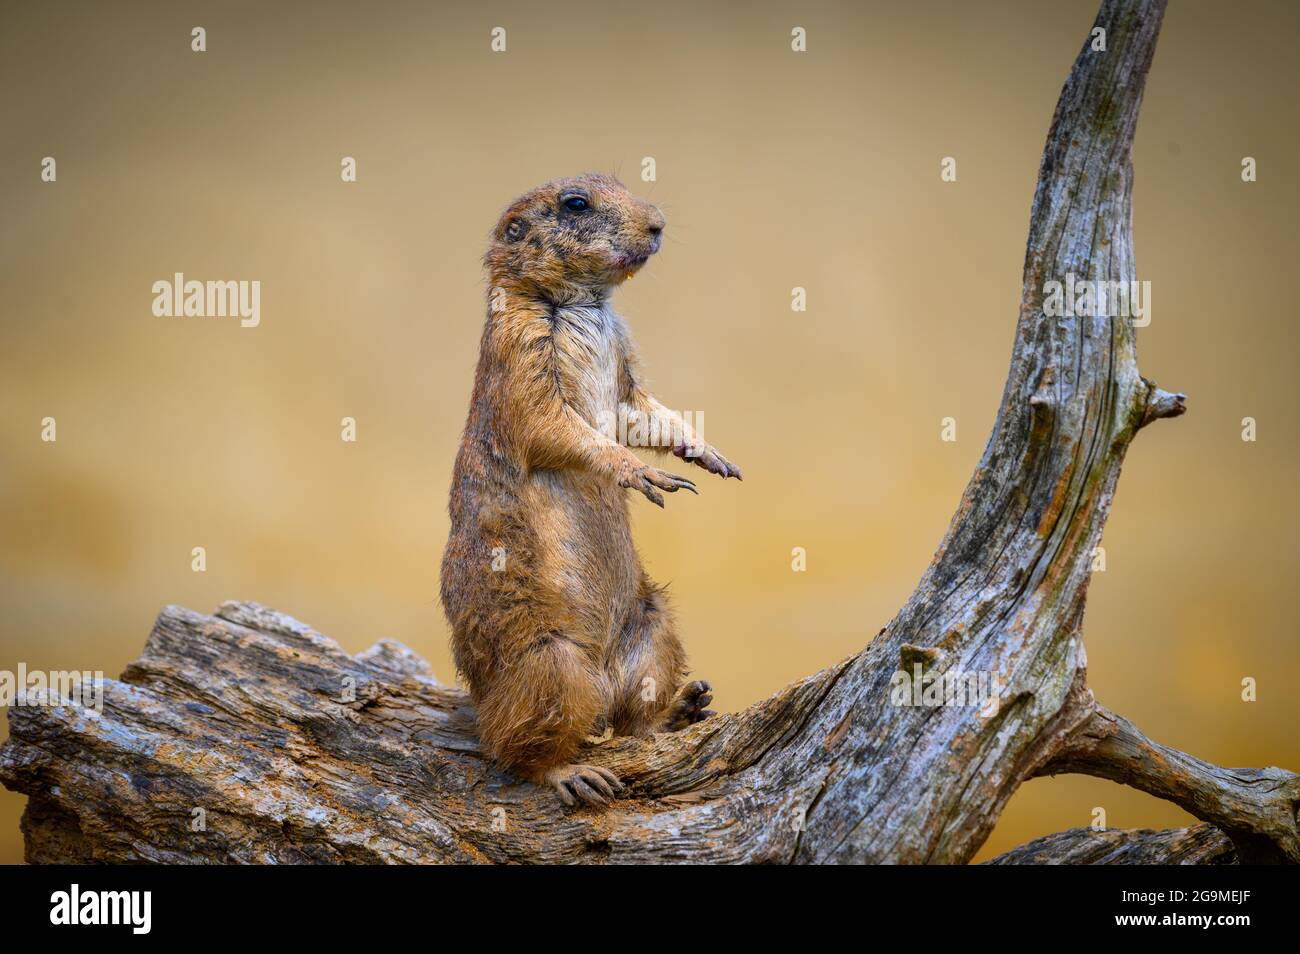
[[2, 0, 1297, 864]]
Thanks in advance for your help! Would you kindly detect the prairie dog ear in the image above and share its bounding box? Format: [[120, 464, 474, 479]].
[[506, 219, 525, 242]]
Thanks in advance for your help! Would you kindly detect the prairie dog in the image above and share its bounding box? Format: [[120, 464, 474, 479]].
[[439, 173, 741, 806]]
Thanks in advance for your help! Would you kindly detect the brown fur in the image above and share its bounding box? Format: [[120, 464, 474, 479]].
[[439, 173, 740, 806]]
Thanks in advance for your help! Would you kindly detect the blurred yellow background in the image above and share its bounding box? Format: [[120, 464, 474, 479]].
[[2, 0, 1296, 864]]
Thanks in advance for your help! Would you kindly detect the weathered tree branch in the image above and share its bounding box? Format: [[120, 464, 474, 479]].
[[1139, 378, 1188, 428], [985, 824, 1236, 865], [2, 0, 1294, 863], [1036, 705, 1300, 863]]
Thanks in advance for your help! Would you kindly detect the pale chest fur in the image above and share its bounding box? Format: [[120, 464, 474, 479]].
[[550, 302, 625, 431], [527, 302, 639, 635]]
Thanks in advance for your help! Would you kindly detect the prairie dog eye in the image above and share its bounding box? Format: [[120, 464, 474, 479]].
[[505, 220, 524, 240], [561, 195, 589, 212]]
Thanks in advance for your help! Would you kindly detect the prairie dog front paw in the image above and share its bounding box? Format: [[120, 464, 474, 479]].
[[616, 458, 699, 507]]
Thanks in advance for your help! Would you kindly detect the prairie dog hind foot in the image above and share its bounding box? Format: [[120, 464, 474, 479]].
[[663, 680, 715, 732]]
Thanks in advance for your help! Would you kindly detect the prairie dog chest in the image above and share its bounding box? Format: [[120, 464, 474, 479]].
[[551, 302, 624, 424]]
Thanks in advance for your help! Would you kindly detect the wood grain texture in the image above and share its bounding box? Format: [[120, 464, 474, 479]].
[[1, 0, 1295, 864], [984, 824, 1236, 865]]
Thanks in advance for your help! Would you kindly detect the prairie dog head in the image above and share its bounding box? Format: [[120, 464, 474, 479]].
[[485, 173, 665, 305]]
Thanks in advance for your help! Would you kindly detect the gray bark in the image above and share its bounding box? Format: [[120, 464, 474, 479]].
[[2, 0, 1295, 864], [985, 824, 1236, 865]]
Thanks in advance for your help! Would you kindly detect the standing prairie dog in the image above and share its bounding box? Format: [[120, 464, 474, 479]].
[[440, 173, 741, 807]]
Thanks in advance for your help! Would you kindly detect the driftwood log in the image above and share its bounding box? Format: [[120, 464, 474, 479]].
[[3, 0, 1296, 864]]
